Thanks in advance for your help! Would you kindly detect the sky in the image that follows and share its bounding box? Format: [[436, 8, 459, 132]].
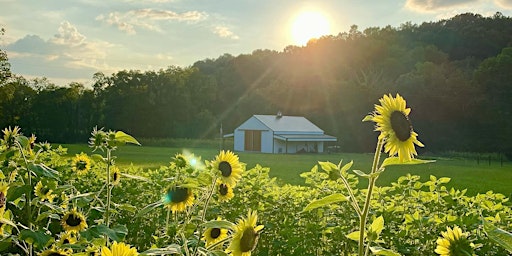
[[1, 0, 511, 87]]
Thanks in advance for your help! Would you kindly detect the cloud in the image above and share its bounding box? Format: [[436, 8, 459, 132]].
[[213, 26, 239, 40], [495, 0, 512, 9], [51, 21, 86, 46], [96, 8, 208, 34], [5, 21, 115, 82], [405, 0, 480, 12]]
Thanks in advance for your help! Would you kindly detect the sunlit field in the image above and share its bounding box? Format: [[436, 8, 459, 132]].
[[61, 143, 512, 197]]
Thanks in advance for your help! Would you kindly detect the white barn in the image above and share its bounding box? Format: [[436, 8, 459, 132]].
[[228, 114, 337, 153]]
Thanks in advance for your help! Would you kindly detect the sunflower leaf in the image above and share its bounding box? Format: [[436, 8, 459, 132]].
[[20, 229, 51, 248], [140, 244, 182, 255], [136, 200, 163, 218], [203, 220, 236, 229], [381, 157, 435, 167], [15, 135, 29, 149], [114, 131, 141, 146], [484, 220, 512, 252], [318, 161, 337, 172], [339, 160, 354, 175], [29, 163, 60, 181], [370, 246, 402, 256], [352, 169, 370, 178], [121, 173, 152, 183], [346, 231, 362, 241], [302, 193, 348, 212]]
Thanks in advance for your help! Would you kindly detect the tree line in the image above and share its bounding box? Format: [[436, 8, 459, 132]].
[[1, 12, 512, 155]]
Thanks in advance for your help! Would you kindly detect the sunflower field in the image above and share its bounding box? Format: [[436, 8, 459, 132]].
[[0, 94, 511, 256]]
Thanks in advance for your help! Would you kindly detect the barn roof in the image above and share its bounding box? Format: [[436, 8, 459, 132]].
[[253, 115, 324, 133]]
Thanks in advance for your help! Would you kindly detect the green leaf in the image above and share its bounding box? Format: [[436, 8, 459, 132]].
[[115, 203, 138, 213], [136, 200, 163, 218], [302, 193, 348, 212], [346, 231, 362, 241], [81, 224, 128, 242], [114, 131, 141, 146], [29, 163, 60, 180], [339, 160, 353, 175], [91, 154, 105, 162], [318, 161, 337, 172], [15, 135, 29, 149], [140, 244, 182, 255], [352, 169, 370, 178], [20, 229, 51, 248], [438, 177, 451, 184], [370, 216, 385, 235], [7, 184, 32, 202], [121, 173, 151, 183], [381, 157, 435, 167], [370, 246, 402, 256], [484, 220, 512, 252], [203, 220, 236, 230]]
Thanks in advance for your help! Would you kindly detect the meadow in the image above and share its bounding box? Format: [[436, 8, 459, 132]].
[[61, 142, 512, 197]]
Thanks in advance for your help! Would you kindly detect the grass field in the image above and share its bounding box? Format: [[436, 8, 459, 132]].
[[60, 144, 512, 197]]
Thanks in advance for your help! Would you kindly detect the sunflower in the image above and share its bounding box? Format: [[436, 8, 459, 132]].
[[1, 126, 21, 148], [227, 210, 264, 256], [101, 241, 138, 256], [212, 150, 243, 187], [38, 247, 72, 256], [202, 217, 229, 248], [71, 152, 92, 175], [0, 182, 8, 210], [34, 181, 56, 203], [171, 153, 188, 169], [435, 226, 474, 256], [163, 186, 194, 213], [217, 180, 234, 201], [56, 231, 77, 246], [110, 166, 121, 186], [365, 93, 424, 162], [61, 208, 88, 233]]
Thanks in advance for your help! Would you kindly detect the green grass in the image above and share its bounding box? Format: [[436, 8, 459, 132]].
[[60, 144, 512, 197]]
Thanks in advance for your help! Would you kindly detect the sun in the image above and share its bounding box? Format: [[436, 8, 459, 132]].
[[291, 11, 331, 46]]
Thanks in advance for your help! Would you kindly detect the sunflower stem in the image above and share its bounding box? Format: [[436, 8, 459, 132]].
[[105, 148, 112, 246], [358, 138, 384, 256], [15, 140, 34, 256], [193, 175, 217, 256]]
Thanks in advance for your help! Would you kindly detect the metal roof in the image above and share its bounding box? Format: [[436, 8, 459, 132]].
[[253, 115, 324, 133], [273, 134, 337, 142]]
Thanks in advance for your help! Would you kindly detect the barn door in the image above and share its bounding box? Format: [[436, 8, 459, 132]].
[[244, 130, 261, 151]]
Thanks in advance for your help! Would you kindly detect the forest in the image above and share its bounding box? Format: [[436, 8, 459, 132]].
[[1, 12, 512, 155]]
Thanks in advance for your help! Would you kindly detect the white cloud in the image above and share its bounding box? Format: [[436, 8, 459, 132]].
[[96, 8, 208, 34], [51, 21, 86, 46], [405, 0, 481, 12], [5, 21, 116, 82], [213, 26, 239, 40]]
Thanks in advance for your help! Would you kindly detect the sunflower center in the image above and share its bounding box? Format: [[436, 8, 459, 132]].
[[219, 184, 228, 196], [76, 160, 87, 170], [210, 228, 221, 239], [390, 111, 412, 142], [240, 227, 258, 252], [219, 161, 232, 177], [113, 172, 118, 181], [48, 253, 66, 256], [66, 214, 82, 227], [0, 192, 5, 208], [170, 187, 188, 203]]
